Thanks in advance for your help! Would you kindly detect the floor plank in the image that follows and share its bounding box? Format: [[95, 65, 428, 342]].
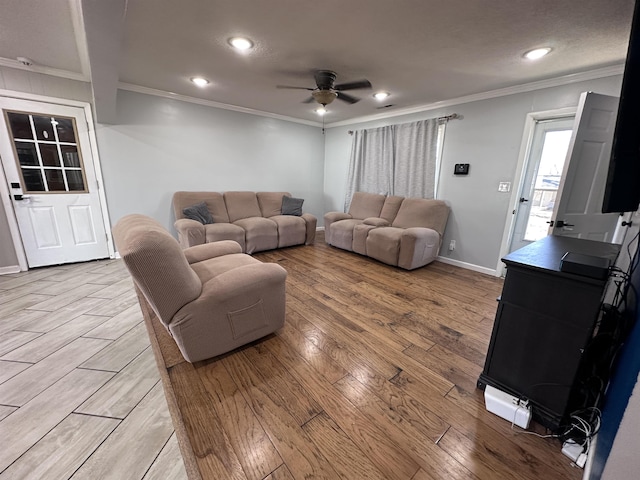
[[142, 433, 188, 480], [0, 368, 113, 472], [0, 413, 119, 480], [69, 383, 175, 480]]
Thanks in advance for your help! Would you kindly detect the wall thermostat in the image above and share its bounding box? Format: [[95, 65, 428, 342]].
[[454, 163, 470, 175]]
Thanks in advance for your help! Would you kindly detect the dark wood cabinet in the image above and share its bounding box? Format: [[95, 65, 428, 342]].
[[478, 236, 620, 430]]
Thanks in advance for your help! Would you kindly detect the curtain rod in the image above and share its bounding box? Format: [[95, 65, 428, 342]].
[[348, 113, 460, 134]]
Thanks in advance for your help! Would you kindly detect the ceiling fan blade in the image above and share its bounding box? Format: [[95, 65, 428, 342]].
[[335, 79, 372, 91], [276, 85, 314, 90], [336, 91, 360, 104], [302, 96, 315, 104]]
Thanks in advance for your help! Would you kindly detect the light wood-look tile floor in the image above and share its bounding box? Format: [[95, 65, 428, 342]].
[[0, 259, 187, 480]]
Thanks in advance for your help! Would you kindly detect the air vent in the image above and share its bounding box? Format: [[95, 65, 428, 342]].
[[376, 104, 395, 109]]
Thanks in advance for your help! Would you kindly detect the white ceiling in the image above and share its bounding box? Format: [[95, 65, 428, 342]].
[[0, 0, 636, 125]]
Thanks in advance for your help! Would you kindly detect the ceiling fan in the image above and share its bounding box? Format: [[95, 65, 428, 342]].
[[277, 70, 372, 106]]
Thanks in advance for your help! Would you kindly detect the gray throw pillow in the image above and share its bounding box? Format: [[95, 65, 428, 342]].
[[182, 201, 214, 224], [281, 196, 304, 216]]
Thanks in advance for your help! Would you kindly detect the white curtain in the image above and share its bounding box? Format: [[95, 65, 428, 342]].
[[345, 118, 441, 210], [344, 126, 394, 210]]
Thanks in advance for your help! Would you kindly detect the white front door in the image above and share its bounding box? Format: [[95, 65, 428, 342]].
[[550, 92, 620, 241], [0, 98, 110, 268]]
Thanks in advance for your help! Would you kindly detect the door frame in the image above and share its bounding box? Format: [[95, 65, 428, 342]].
[[496, 107, 576, 277], [0, 89, 114, 271]]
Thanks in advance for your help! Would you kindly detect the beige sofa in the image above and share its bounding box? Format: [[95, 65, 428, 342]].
[[112, 214, 287, 363], [172, 191, 316, 253], [324, 192, 450, 270]]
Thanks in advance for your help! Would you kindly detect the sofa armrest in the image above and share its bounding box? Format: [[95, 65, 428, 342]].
[[323, 212, 352, 244], [301, 213, 317, 245], [399, 228, 442, 270], [174, 219, 205, 248], [363, 217, 390, 227], [183, 240, 243, 264]]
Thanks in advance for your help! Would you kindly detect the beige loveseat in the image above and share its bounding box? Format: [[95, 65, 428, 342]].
[[172, 191, 317, 253], [324, 192, 450, 270], [112, 214, 287, 363]]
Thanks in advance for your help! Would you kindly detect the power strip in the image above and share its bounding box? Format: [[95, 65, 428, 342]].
[[562, 440, 588, 468], [484, 385, 531, 429]]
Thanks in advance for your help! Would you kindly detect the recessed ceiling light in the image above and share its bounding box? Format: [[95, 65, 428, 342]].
[[373, 92, 390, 101], [315, 107, 327, 116], [190, 77, 210, 87], [228, 37, 254, 51], [523, 47, 552, 60]]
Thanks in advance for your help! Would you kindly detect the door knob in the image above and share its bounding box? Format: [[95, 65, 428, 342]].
[[13, 195, 30, 201], [519, 197, 529, 203], [555, 220, 574, 228]]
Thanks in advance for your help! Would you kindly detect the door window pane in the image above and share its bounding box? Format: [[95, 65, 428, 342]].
[[33, 116, 55, 141], [39, 144, 60, 167], [22, 169, 45, 191], [61, 146, 80, 167], [66, 170, 85, 191], [45, 169, 66, 191], [15, 142, 38, 166], [55, 118, 76, 143], [7, 112, 32, 139]]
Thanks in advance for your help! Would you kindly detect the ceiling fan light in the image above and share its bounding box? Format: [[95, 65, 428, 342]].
[[373, 91, 390, 101], [228, 37, 254, 51], [523, 47, 552, 60], [191, 77, 210, 87], [312, 90, 337, 105], [315, 107, 327, 115]]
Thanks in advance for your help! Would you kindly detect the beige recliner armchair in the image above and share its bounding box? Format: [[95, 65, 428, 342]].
[[112, 214, 287, 363]]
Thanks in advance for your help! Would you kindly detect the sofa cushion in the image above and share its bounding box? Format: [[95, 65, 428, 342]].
[[281, 196, 304, 216], [329, 218, 364, 251], [225, 191, 263, 222], [182, 201, 214, 224], [392, 198, 450, 234], [173, 192, 229, 223], [348, 192, 386, 219], [380, 195, 405, 223], [270, 215, 306, 247], [205, 224, 246, 251], [190, 252, 259, 284], [234, 217, 278, 253], [366, 227, 403, 266], [257, 191, 291, 217]]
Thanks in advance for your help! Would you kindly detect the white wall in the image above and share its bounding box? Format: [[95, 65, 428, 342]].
[[324, 75, 624, 272], [95, 90, 325, 232]]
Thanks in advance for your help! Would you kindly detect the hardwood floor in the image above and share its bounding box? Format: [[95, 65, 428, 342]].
[[0, 233, 583, 479]]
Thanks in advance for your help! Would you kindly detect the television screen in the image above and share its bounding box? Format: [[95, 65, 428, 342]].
[[602, 0, 640, 213]]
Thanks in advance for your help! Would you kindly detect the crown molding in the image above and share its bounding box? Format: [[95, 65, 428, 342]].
[[0, 58, 88, 82], [326, 64, 625, 128], [68, 0, 91, 79], [118, 82, 323, 127]]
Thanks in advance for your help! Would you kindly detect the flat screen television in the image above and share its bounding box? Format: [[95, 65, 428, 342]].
[[602, 0, 640, 213]]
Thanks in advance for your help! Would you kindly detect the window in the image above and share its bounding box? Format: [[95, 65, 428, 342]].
[[4, 111, 87, 193]]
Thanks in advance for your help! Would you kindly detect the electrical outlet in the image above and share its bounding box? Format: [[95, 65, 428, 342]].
[[449, 240, 456, 251], [498, 182, 511, 193]]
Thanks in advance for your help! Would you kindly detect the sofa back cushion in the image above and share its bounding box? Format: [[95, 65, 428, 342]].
[[392, 198, 450, 235], [173, 192, 230, 223], [380, 195, 405, 223], [257, 192, 291, 217], [112, 214, 202, 326], [348, 192, 386, 219], [225, 191, 263, 222]]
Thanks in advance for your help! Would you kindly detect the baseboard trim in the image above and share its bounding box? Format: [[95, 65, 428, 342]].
[[436, 256, 498, 277], [0, 265, 21, 275]]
